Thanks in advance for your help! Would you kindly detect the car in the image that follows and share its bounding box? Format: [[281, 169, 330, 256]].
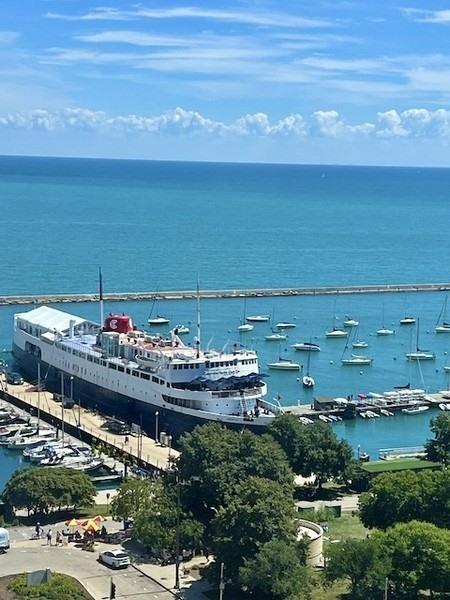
[[99, 549, 130, 569], [106, 420, 131, 435], [6, 372, 23, 385]]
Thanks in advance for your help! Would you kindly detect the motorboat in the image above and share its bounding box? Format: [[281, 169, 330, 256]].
[[402, 406, 430, 415], [238, 323, 254, 332], [276, 322, 296, 329], [7, 429, 57, 450], [148, 316, 170, 325], [380, 409, 394, 416], [435, 296, 450, 332], [299, 416, 314, 425], [318, 414, 332, 422], [246, 315, 270, 323], [436, 324, 450, 333], [444, 366, 450, 373], [341, 354, 373, 366], [352, 341, 368, 348], [267, 359, 300, 371], [365, 411, 380, 418], [400, 316, 416, 325], [173, 325, 189, 335], [23, 440, 66, 461], [0, 424, 38, 444], [291, 342, 321, 352], [265, 332, 287, 341], [406, 351, 435, 361], [439, 403, 448, 411], [302, 375, 315, 387], [376, 328, 394, 336], [326, 328, 348, 339], [343, 318, 359, 327]]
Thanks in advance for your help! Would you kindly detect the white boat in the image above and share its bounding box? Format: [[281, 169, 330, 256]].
[[360, 412, 368, 418], [400, 316, 416, 325], [246, 315, 270, 323], [352, 341, 368, 348], [265, 332, 287, 341], [402, 406, 430, 415], [318, 414, 332, 423], [405, 318, 435, 361], [377, 328, 394, 336], [343, 318, 359, 327], [380, 409, 394, 416], [238, 323, 254, 332], [326, 328, 348, 339], [276, 322, 296, 329], [435, 296, 450, 333], [267, 359, 300, 371], [148, 316, 170, 325], [7, 429, 56, 450], [439, 403, 448, 411], [291, 342, 321, 352], [302, 343, 315, 387], [299, 416, 314, 425], [444, 366, 450, 373], [173, 325, 189, 335], [341, 354, 373, 366], [365, 411, 380, 418], [23, 440, 66, 461]]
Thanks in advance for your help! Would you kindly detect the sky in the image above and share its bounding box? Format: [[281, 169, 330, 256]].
[[2, 1, 450, 165]]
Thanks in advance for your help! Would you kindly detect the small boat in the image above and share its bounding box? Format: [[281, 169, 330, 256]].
[[326, 328, 348, 339], [7, 429, 56, 450], [439, 403, 448, 411], [435, 324, 450, 334], [299, 416, 314, 425], [246, 315, 270, 323], [148, 316, 170, 325], [276, 322, 296, 329], [318, 414, 332, 423], [435, 296, 450, 333], [343, 318, 359, 327], [267, 359, 300, 371], [402, 406, 430, 415], [341, 354, 373, 366], [360, 412, 368, 418], [173, 325, 189, 335], [265, 332, 287, 341], [352, 341, 368, 349], [380, 409, 394, 417], [366, 411, 380, 418], [359, 452, 370, 462], [400, 316, 416, 325], [405, 319, 435, 361], [238, 323, 254, 332], [376, 328, 394, 336], [291, 342, 321, 352], [302, 375, 315, 387], [444, 366, 450, 373]]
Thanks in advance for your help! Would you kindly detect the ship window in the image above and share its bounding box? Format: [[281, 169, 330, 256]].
[[166, 382, 170, 387], [109, 363, 117, 370], [190, 364, 194, 369], [132, 370, 139, 377], [117, 365, 124, 373], [206, 361, 210, 368], [152, 376, 158, 383], [126, 368, 131, 374], [141, 373, 150, 380]]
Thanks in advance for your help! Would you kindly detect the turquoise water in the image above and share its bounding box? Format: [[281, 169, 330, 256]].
[[2, 155, 450, 468]]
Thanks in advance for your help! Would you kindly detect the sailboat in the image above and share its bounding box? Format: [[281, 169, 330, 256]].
[[351, 325, 368, 348], [341, 329, 373, 365], [376, 305, 394, 336], [238, 299, 254, 332], [435, 296, 450, 333], [326, 297, 348, 338], [246, 314, 270, 323], [302, 343, 315, 387], [148, 295, 170, 325], [343, 316, 359, 327], [267, 345, 300, 370], [406, 319, 435, 361], [265, 330, 288, 341]]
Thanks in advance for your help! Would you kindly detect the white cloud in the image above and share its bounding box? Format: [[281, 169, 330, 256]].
[[46, 6, 333, 28], [402, 8, 450, 24], [3, 106, 450, 140]]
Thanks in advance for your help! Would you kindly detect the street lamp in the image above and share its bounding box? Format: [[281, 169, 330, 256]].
[[60, 371, 65, 445], [174, 473, 181, 590], [106, 492, 110, 515], [155, 411, 159, 444]]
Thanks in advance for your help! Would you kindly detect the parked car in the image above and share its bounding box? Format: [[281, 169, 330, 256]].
[[106, 420, 131, 435], [99, 548, 130, 569], [6, 372, 23, 385], [0, 527, 10, 551]]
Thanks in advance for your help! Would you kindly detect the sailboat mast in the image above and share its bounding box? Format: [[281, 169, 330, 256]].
[[196, 277, 201, 359], [416, 318, 420, 351]]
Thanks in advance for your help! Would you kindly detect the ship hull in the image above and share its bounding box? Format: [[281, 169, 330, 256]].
[[12, 344, 267, 441]]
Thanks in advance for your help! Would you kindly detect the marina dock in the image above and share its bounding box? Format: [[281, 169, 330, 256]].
[[0, 378, 177, 473], [2, 282, 450, 306]]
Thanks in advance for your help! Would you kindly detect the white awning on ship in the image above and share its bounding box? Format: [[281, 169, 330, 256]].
[[15, 305, 89, 333]]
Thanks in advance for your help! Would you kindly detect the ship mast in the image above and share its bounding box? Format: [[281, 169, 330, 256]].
[[196, 276, 201, 359], [99, 266, 104, 328]]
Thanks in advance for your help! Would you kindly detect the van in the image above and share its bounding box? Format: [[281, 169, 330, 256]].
[[0, 527, 10, 551]]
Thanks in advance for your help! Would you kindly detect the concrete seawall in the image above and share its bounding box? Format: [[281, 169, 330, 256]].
[[1, 282, 450, 306]]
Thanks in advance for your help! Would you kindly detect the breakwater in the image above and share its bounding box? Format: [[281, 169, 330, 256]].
[[2, 282, 450, 306]]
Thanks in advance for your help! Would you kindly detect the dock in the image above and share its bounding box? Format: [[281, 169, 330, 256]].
[[0, 378, 177, 473], [2, 282, 450, 306]]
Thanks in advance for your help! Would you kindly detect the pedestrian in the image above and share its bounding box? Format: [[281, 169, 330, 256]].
[[46, 528, 52, 546], [35, 522, 41, 539]]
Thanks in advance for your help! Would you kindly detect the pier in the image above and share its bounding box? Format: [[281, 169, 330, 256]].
[[0, 378, 177, 473], [2, 282, 450, 306]]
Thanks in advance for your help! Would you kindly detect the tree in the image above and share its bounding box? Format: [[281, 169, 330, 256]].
[[268, 414, 310, 475], [2, 467, 96, 515], [325, 537, 390, 600], [211, 476, 297, 581], [176, 423, 294, 527], [110, 478, 153, 519], [240, 539, 312, 600], [359, 470, 448, 530], [426, 413, 450, 464]]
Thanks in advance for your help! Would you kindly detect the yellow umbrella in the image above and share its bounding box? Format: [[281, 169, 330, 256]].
[[66, 518, 79, 528], [82, 519, 100, 533], [91, 515, 105, 523]]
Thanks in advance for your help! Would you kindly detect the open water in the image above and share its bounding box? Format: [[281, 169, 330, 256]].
[[1, 155, 450, 480]]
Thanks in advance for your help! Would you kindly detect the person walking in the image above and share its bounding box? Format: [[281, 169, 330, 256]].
[[35, 522, 41, 539], [46, 529, 52, 546]]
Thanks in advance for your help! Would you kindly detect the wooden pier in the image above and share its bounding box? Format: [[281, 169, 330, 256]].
[[0, 378, 177, 473], [2, 282, 450, 306]]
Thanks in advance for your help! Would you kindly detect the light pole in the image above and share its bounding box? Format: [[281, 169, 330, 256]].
[[219, 562, 225, 600], [37, 362, 41, 434], [106, 492, 110, 515], [174, 473, 181, 590], [155, 411, 159, 444], [60, 371, 65, 445]]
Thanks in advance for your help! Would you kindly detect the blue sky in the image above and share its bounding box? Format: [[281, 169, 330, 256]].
[[2, 1, 450, 165]]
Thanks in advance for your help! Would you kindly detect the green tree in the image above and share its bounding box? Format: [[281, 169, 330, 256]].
[[324, 537, 390, 600], [359, 470, 447, 530], [268, 414, 310, 475], [426, 413, 450, 464], [240, 539, 312, 600], [177, 423, 294, 527], [374, 521, 450, 599], [211, 476, 297, 581], [110, 477, 152, 519], [2, 467, 95, 515]]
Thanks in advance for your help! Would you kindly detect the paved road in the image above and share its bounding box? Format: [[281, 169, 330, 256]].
[[0, 527, 176, 600]]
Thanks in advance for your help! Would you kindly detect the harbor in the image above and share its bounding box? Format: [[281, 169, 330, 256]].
[[2, 281, 450, 306]]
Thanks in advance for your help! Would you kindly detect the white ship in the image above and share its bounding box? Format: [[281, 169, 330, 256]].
[[13, 302, 275, 440]]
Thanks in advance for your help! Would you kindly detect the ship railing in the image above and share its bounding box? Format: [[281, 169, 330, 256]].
[[210, 387, 263, 399], [259, 397, 285, 415]]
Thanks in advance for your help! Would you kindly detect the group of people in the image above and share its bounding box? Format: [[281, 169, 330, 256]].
[[34, 522, 84, 545]]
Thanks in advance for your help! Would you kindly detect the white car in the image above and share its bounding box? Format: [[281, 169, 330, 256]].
[[99, 549, 130, 569]]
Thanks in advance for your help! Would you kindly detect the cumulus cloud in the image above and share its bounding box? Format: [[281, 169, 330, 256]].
[[2, 106, 450, 140]]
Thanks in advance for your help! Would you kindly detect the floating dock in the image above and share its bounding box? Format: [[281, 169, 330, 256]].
[[2, 282, 450, 306]]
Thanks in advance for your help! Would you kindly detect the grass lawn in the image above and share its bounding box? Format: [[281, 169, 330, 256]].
[[311, 575, 348, 600], [1, 573, 94, 599], [361, 458, 441, 473], [325, 512, 368, 543]]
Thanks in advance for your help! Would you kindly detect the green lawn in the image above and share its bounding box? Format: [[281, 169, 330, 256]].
[[325, 513, 368, 543], [361, 458, 441, 474]]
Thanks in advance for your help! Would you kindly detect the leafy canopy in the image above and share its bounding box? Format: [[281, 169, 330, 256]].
[[426, 413, 450, 464]]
